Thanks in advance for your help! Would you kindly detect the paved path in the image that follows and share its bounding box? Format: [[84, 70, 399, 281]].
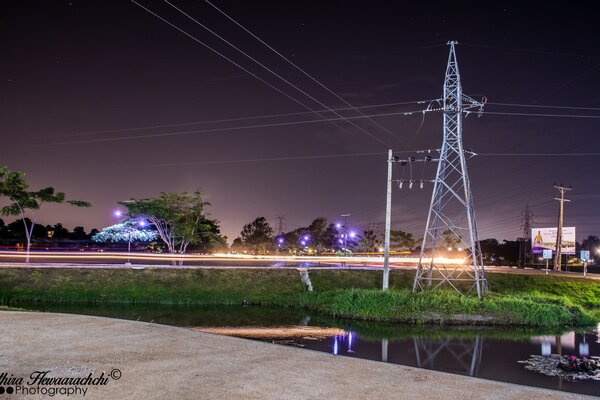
[[0, 311, 595, 399]]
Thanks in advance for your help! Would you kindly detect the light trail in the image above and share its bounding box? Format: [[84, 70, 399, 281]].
[[0, 251, 466, 265]]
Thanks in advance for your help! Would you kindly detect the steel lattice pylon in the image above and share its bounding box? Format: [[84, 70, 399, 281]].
[[413, 41, 487, 298]]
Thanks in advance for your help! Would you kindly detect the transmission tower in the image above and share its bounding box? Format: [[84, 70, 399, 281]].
[[413, 41, 487, 298], [275, 215, 286, 236], [518, 204, 534, 268]]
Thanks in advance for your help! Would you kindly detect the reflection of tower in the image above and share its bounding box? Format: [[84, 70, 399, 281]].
[[413, 42, 487, 298], [518, 204, 534, 268], [413, 336, 483, 377]]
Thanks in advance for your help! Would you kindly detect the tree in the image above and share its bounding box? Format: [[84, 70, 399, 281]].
[[70, 226, 88, 241], [390, 229, 418, 251], [240, 217, 274, 254], [121, 191, 209, 254], [357, 229, 382, 252], [188, 217, 228, 254], [305, 217, 337, 254], [92, 222, 158, 243], [230, 237, 245, 253], [0, 167, 91, 261], [581, 235, 600, 261]]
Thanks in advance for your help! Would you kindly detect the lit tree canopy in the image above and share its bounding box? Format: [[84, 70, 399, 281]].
[[92, 222, 158, 243]]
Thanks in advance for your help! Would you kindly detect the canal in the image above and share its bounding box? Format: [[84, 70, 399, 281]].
[[21, 303, 600, 397]]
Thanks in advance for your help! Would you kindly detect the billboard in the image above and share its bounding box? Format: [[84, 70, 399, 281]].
[[531, 227, 576, 254]]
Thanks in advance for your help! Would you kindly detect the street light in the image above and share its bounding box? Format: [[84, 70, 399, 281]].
[[113, 209, 145, 265]]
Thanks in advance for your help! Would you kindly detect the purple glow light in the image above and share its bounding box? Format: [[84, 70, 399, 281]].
[[301, 240, 306, 246], [113, 210, 123, 218], [303, 235, 309, 241], [349, 231, 356, 238], [278, 237, 284, 244], [336, 223, 341, 229], [138, 220, 146, 227]]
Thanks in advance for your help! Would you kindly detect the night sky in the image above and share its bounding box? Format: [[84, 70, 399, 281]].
[[2, 1, 599, 243]]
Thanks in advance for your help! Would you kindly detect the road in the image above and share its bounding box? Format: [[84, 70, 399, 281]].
[[0, 250, 597, 280]]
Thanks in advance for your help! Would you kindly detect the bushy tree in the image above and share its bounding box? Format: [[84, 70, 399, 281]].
[[390, 229, 418, 251], [357, 229, 382, 252], [581, 235, 600, 260], [121, 191, 210, 254], [240, 217, 274, 254], [305, 217, 337, 254]]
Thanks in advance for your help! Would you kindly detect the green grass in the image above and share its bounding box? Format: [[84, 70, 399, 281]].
[[0, 268, 598, 327]]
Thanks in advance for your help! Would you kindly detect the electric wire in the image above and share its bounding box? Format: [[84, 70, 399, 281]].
[[202, 0, 408, 146], [487, 102, 600, 112], [161, 0, 395, 147], [129, 0, 391, 147], [49, 98, 436, 139], [11, 108, 436, 147]]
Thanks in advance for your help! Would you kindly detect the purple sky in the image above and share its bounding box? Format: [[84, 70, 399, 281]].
[[1, 1, 599, 242]]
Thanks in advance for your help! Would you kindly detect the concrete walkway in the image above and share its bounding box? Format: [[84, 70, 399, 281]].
[[0, 311, 595, 400]]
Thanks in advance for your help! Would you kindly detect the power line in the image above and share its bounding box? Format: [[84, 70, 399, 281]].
[[478, 111, 600, 119], [487, 102, 600, 111], [47, 98, 436, 139], [118, 151, 386, 168], [11, 108, 434, 148], [202, 0, 408, 146], [461, 43, 600, 60], [129, 0, 390, 147], [478, 152, 600, 156], [161, 0, 395, 147]]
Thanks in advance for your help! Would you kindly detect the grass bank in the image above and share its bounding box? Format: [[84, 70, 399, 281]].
[[0, 268, 598, 327]]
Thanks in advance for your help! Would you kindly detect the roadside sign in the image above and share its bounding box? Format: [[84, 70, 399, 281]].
[[580, 250, 590, 261], [542, 249, 553, 260]]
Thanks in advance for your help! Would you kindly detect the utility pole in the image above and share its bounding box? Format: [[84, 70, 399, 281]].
[[553, 184, 572, 271], [518, 204, 533, 268], [383, 150, 393, 290]]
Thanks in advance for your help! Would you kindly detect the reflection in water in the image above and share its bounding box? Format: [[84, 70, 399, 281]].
[[413, 336, 483, 377], [381, 339, 388, 363], [348, 332, 354, 353], [580, 336, 590, 357]]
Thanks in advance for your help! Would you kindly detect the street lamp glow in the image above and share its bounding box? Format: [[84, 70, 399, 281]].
[[447, 247, 453, 251], [349, 231, 356, 238], [457, 247, 463, 251], [303, 235, 309, 241], [278, 237, 284, 244], [138, 220, 146, 227], [301, 240, 306, 246], [113, 210, 123, 218], [378, 247, 384, 252], [336, 223, 341, 229]]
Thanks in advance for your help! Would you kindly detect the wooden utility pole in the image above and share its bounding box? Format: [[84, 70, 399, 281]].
[[553, 184, 572, 271]]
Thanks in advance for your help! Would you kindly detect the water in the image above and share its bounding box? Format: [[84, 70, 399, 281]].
[[21, 303, 600, 397]]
